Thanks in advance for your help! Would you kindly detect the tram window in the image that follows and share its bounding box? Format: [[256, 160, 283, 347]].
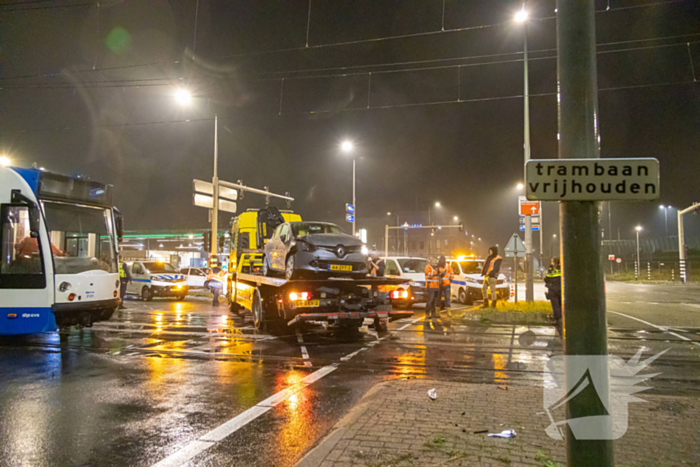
[[0, 205, 46, 289]]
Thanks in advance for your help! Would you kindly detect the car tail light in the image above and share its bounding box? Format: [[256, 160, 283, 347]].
[[68, 293, 76, 302], [391, 291, 399, 299], [289, 292, 311, 301], [113, 290, 118, 298]]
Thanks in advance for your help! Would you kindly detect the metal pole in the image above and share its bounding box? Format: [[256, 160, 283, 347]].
[[678, 209, 686, 283], [636, 230, 640, 280], [539, 206, 544, 277], [385, 224, 389, 258], [352, 159, 356, 236], [523, 19, 534, 303], [664, 207, 668, 236], [557, 0, 614, 464], [211, 114, 219, 260]]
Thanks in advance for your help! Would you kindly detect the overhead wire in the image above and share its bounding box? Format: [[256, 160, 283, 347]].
[[0, 0, 686, 81]]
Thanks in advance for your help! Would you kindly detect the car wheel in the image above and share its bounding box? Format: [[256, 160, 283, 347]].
[[141, 286, 153, 302], [252, 288, 264, 331], [285, 255, 297, 281]]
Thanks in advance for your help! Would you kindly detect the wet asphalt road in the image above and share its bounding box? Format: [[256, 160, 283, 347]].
[[1, 282, 699, 467]]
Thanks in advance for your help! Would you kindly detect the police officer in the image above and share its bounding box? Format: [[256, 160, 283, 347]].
[[545, 257, 563, 337], [118, 261, 132, 309], [480, 246, 503, 308], [424, 257, 440, 321], [436, 256, 454, 318]]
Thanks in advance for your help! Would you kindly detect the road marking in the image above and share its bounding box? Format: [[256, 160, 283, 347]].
[[397, 317, 422, 331], [340, 347, 366, 361], [296, 329, 313, 367], [151, 363, 338, 467], [608, 310, 700, 347]]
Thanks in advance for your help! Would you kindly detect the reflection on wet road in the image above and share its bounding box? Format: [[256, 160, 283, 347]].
[[1, 285, 699, 466]]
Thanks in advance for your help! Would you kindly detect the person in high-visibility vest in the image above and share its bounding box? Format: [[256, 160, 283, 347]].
[[436, 256, 454, 318], [424, 257, 440, 321], [480, 246, 503, 308], [208, 261, 227, 306], [118, 261, 132, 309], [545, 257, 563, 337]]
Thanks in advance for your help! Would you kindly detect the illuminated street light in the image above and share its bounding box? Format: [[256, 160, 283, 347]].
[[517, 183, 524, 190], [340, 140, 354, 153], [435, 202, 441, 207], [0, 155, 10, 167], [514, 8, 529, 22], [175, 88, 192, 106], [387, 212, 391, 216], [453, 216, 458, 221]]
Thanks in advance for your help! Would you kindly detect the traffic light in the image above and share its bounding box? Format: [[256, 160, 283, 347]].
[[203, 231, 211, 252]]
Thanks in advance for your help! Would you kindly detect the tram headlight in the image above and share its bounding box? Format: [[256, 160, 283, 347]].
[[59, 282, 72, 292]]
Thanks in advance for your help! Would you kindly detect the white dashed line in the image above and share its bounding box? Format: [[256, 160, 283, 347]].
[[296, 329, 313, 367], [608, 310, 700, 347]]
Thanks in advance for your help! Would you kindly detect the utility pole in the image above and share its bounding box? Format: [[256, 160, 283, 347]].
[[352, 159, 356, 236], [211, 114, 219, 261], [522, 15, 534, 302], [678, 203, 700, 283], [558, 1, 613, 464]]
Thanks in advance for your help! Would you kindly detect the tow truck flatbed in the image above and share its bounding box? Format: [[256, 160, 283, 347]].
[[229, 273, 412, 332]]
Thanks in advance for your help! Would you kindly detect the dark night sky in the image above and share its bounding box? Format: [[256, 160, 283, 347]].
[[1, 0, 700, 248]]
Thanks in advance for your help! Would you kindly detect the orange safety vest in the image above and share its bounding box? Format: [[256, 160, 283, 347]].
[[485, 255, 503, 277], [425, 265, 440, 289], [437, 264, 454, 287]]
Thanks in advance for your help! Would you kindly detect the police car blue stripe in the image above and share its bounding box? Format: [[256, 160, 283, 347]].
[[452, 280, 467, 286]]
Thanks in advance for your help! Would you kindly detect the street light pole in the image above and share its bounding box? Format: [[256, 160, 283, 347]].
[[519, 11, 534, 302], [352, 158, 356, 236], [211, 114, 219, 260], [635, 227, 642, 280]]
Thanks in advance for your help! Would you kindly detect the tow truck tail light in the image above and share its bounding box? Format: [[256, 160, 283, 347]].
[[68, 293, 76, 302], [390, 290, 409, 299], [289, 292, 310, 301], [401, 290, 408, 299]]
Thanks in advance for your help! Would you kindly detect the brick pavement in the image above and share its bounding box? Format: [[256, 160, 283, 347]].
[[296, 379, 700, 467]]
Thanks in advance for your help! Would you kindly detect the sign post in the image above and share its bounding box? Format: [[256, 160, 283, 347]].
[[519, 197, 540, 302], [554, 2, 614, 464], [505, 233, 526, 304]]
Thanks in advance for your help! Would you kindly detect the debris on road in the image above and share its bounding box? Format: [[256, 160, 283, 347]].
[[488, 429, 517, 438], [428, 388, 437, 400], [473, 429, 488, 434], [497, 386, 508, 390]]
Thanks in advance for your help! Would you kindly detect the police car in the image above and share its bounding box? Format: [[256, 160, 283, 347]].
[[126, 260, 188, 301], [448, 257, 509, 305], [381, 256, 430, 308]]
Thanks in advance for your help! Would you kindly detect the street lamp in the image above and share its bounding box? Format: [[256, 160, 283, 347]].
[[635, 226, 643, 280], [516, 183, 524, 190], [659, 205, 673, 236], [453, 216, 458, 221], [0, 155, 10, 167], [341, 140, 356, 235], [176, 88, 219, 260]]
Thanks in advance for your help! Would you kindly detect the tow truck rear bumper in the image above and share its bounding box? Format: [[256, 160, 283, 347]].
[[287, 309, 413, 326]]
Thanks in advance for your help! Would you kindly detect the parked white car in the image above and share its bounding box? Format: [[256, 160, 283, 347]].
[[180, 267, 208, 288], [126, 261, 188, 301], [380, 256, 429, 308], [448, 258, 509, 305]]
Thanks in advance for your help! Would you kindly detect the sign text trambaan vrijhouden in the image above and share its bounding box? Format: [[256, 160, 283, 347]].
[[525, 158, 660, 201]]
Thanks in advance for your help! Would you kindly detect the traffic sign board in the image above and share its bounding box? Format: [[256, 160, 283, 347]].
[[505, 233, 526, 258], [616, 258, 622, 264], [525, 158, 660, 201], [346, 213, 355, 223], [519, 216, 540, 225], [519, 225, 540, 231], [193, 179, 238, 201], [518, 196, 540, 216], [346, 203, 355, 214], [608, 254, 615, 261]]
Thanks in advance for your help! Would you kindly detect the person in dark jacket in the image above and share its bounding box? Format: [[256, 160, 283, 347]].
[[480, 246, 503, 308], [545, 257, 563, 337], [118, 261, 132, 309]]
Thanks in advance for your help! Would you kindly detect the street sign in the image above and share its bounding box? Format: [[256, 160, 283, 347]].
[[519, 225, 540, 231], [346, 213, 354, 223], [193, 179, 238, 201], [193, 194, 237, 213], [616, 258, 622, 264], [518, 196, 540, 216], [505, 233, 527, 258], [519, 216, 539, 225], [525, 158, 660, 201], [346, 203, 355, 214], [608, 254, 615, 261]]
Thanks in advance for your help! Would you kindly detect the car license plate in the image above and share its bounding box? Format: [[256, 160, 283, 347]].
[[295, 300, 320, 307], [328, 264, 352, 272]]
